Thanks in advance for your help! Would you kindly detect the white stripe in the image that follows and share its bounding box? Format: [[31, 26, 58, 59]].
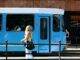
[[0, 8, 64, 14], [0, 56, 80, 59], [66, 47, 80, 50]]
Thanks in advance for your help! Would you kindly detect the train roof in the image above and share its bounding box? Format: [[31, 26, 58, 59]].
[[0, 8, 64, 15]]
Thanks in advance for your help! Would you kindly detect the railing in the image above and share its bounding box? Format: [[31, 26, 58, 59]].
[[0, 40, 64, 60], [0, 41, 80, 60], [5, 40, 8, 60]]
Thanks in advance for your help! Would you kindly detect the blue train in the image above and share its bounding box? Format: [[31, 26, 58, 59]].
[[0, 8, 66, 53]]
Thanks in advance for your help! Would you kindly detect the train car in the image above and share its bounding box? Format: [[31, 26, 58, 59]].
[[0, 8, 66, 54]]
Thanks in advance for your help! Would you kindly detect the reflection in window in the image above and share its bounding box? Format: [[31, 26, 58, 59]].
[[0, 14, 2, 30], [40, 18, 47, 39], [53, 15, 60, 32], [6, 14, 34, 31], [62, 17, 65, 31]]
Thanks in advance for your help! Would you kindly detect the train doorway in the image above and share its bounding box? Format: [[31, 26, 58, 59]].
[[35, 15, 51, 53]]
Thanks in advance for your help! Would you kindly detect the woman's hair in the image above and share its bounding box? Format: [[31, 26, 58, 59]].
[[25, 25, 32, 32]]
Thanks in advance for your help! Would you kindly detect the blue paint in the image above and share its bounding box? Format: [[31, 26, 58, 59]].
[[0, 12, 66, 53]]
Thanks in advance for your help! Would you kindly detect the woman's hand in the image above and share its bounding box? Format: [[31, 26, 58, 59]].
[[21, 38, 26, 43]]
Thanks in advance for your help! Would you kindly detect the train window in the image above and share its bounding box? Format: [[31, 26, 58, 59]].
[[53, 15, 60, 32], [62, 18, 65, 31], [40, 18, 47, 39], [0, 14, 2, 31], [6, 14, 34, 31]]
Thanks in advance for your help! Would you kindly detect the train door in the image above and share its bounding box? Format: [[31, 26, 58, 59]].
[[35, 14, 51, 53], [34, 14, 66, 53], [50, 15, 66, 52]]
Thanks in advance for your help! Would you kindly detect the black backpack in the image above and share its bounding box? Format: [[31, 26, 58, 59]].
[[26, 41, 35, 50]]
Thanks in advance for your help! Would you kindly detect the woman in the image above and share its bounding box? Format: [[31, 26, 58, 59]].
[[23, 25, 32, 43], [21, 25, 33, 59]]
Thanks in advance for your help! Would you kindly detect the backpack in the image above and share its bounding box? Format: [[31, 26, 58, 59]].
[[26, 41, 35, 50]]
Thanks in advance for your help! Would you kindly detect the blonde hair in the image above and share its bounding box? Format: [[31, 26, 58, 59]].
[[21, 25, 33, 42], [25, 25, 32, 32], [24, 25, 32, 42]]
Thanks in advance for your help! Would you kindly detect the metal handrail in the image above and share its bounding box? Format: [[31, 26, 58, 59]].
[[1, 41, 80, 60], [0, 40, 63, 60], [0, 43, 67, 45], [5, 40, 8, 60]]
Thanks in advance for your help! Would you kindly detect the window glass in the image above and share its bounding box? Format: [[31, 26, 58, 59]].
[[62, 16, 65, 31], [53, 15, 60, 32], [40, 18, 47, 39], [0, 14, 2, 31], [6, 14, 34, 31]]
